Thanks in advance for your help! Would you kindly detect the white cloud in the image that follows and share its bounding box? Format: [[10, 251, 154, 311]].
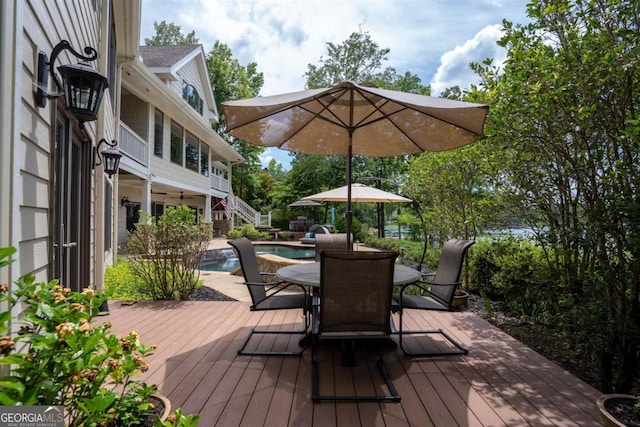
[[430, 24, 507, 96], [140, 0, 530, 168], [141, 0, 530, 96]]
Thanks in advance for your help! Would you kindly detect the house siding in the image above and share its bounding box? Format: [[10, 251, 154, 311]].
[[13, 0, 113, 287]]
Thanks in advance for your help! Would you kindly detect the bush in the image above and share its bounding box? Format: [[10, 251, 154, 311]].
[[125, 206, 210, 300], [334, 216, 364, 241], [468, 237, 559, 324], [104, 258, 150, 300], [364, 237, 440, 270], [0, 247, 200, 426], [227, 225, 271, 240]]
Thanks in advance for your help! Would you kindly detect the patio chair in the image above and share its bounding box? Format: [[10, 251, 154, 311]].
[[228, 237, 310, 356], [312, 250, 401, 402], [394, 239, 475, 357], [314, 233, 349, 260]]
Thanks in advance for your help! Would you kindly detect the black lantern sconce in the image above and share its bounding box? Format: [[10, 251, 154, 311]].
[[93, 139, 122, 178], [121, 197, 131, 208], [36, 40, 109, 126]]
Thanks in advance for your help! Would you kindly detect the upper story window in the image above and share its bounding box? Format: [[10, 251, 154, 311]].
[[182, 80, 203, 115], [154, 109, 164, 157], [170, 120, 183, 165], [200, 145, 209, 177], [185, 131, 199, 172]]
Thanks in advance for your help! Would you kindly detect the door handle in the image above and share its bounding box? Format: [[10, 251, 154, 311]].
[[62, 242, 77, 248]]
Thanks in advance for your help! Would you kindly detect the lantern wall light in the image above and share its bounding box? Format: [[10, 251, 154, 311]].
[[93, 139, 122, 178], [36, 40, 109, 126]]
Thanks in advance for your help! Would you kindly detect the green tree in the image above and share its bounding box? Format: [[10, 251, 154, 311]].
[[144, 20, 199, 45], [206, 41, 265, 206], [290, 27, 428, 233], [473, 0, 640, 393]]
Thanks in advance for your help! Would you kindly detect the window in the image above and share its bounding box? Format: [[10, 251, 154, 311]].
[[170, 121, 183, 165], [200, 145, 209, 176], [181, 80, 203, 115], [151, 202, 164, 220], [185, 131, 199, 172], [104, 178, 112, 252], [107, 7, 116, 108], [154, 109, 164, 157]]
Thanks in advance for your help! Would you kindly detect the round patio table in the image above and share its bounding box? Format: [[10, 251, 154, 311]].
[[276, 262, 421, 288]]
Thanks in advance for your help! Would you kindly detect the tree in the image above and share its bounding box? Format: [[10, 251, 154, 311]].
[[473, 0, 640, 393], [144, 20, 199, 45], [290, 27, 428, 234], [206, 41, 266, 206]]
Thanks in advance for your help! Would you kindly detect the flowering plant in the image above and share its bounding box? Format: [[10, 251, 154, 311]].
[[0, 247, 199, 426]]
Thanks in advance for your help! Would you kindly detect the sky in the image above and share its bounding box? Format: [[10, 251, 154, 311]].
[[139, 0, 531, 169]]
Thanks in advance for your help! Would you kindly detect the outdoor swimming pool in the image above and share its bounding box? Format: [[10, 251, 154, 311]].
[[199, 244, 316, 272]]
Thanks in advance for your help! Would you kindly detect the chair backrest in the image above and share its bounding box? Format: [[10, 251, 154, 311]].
[[430, 239, 476, 303], [227, 237, 266, 304], [319, 250, 397, 334], [315, 233, 349, 261]]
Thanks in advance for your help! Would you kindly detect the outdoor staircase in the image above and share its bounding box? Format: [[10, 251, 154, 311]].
[[230, 195, 271, 227]]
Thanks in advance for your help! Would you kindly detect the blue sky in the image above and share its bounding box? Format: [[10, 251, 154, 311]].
[[140, 0, 531, 169]]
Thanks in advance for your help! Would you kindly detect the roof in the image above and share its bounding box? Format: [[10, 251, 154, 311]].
[[139, 45, 200, 67]]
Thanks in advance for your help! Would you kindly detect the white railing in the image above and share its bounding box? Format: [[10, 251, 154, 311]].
[[211, 174, 229, 192], [231, 195, 271, 227], [119, 123, 148, 167]]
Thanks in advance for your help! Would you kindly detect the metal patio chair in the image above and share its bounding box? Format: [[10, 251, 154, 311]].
[[394, 239, 475, 357], [228, 237, 310, 356], [312, 250, 401, 402]]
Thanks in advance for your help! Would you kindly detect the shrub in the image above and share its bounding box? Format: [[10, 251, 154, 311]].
[[468, 237, 559, 324], [104, 258, 150, 300], [334, 216, 364, 241], [279, 231, 292, 240], [125, 206, 210, 300], [0, 247, 200, 426]]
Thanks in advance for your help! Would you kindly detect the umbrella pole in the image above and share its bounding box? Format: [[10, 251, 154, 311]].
[[345, 141, 353, 250]]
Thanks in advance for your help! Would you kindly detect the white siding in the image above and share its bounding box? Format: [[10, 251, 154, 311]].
[[17, 0, 108, 285]]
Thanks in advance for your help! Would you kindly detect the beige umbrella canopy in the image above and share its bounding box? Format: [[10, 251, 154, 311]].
[[222, 81, 488, 249], [287, 199, 322, 207], [302, 183, 412, 204]]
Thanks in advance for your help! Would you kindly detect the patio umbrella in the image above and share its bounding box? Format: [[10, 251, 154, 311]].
[[222, 81, 488, 249], [287, 199, 322, 207], [302, 183, 411, 203]]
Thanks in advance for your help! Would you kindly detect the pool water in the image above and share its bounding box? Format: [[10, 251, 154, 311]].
[[199, 244, 316, 272]]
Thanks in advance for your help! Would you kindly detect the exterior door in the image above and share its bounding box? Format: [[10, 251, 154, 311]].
[[53, 114, 90, 292]]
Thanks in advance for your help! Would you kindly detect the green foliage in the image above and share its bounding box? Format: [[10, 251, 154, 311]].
[[144, 20, 198, 46], [364, 237, 439, 270], [468, 238, 560, 325], [104, 259, 150, 300], [405, 144, 500, 241], [206, 40, 265, 204], [0, 247, 199, 426], [472, 0, 640, 391], [333, 216, 364, 242], [125, 206, 211, 300], [279, 231, 292, 240], [227, 225, 269, 241]]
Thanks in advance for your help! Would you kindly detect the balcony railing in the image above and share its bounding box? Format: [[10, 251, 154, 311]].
[[119, 122, 148, 167], [211, 174, 229, 193]]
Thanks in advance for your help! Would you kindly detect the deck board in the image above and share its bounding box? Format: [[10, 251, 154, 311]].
[[105, 301, 602, 426]]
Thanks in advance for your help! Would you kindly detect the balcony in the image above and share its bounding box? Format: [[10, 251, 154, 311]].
[[119, 122, 148, 168]]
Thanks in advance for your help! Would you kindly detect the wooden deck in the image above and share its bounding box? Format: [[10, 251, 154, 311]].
[[105, 301, 602, 426]]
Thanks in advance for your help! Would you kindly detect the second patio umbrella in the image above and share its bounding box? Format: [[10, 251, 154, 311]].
[[302, 183, 411, 204], [222, 81, 489, 249]]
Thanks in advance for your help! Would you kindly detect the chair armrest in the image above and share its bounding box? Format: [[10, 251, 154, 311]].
[[398, 280, 459, 310]]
